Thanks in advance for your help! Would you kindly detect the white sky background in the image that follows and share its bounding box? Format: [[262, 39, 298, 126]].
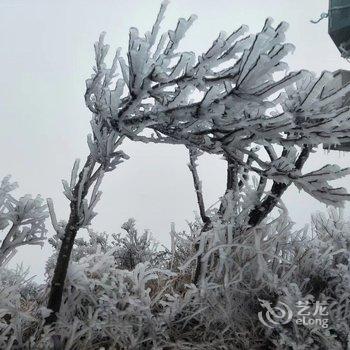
[[1, 0, 349, 281]]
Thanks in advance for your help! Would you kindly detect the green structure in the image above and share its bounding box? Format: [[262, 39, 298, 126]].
[[328, 0, 350, 57], [323, 70, 350, 151], [325, 1, 350, 151]]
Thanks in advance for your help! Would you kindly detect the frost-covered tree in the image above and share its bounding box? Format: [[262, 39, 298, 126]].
[[46, 0, 350, 328], [0, 176, 47, 267], [45, 122, 128, 322], [83, 1, 350, 279], [0, 176, 47, 348]]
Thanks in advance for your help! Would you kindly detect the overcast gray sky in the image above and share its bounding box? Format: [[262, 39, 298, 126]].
[[1, 0, 349, 281]]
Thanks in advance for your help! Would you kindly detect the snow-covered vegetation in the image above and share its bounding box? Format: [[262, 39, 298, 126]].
[[1, 2, 350, 349], [2, 196, 350, 349]]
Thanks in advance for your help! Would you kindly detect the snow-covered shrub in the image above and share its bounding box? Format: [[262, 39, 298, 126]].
[[173, 204, 350, 349], [148, 174, 350, 349], [1, 207, 350, 349], [33, 220, 172, 349], [111, 218, 170, 270], [0, 265, 41, 349], [47, 219, 169, 272]]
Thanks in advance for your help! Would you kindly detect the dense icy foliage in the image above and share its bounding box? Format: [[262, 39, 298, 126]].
[[2, 204, 350, 349], [2, 1, 350, 349]]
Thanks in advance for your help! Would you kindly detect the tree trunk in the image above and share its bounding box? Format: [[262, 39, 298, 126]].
[[218, 157, 239, 216], [45, 206, 79, 324], [248, 145, 311, 227], [45, 155, 95, 325], [187, 148, 212, 285], [248, 182, 288, 226], [193, 220, 211, 285]]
